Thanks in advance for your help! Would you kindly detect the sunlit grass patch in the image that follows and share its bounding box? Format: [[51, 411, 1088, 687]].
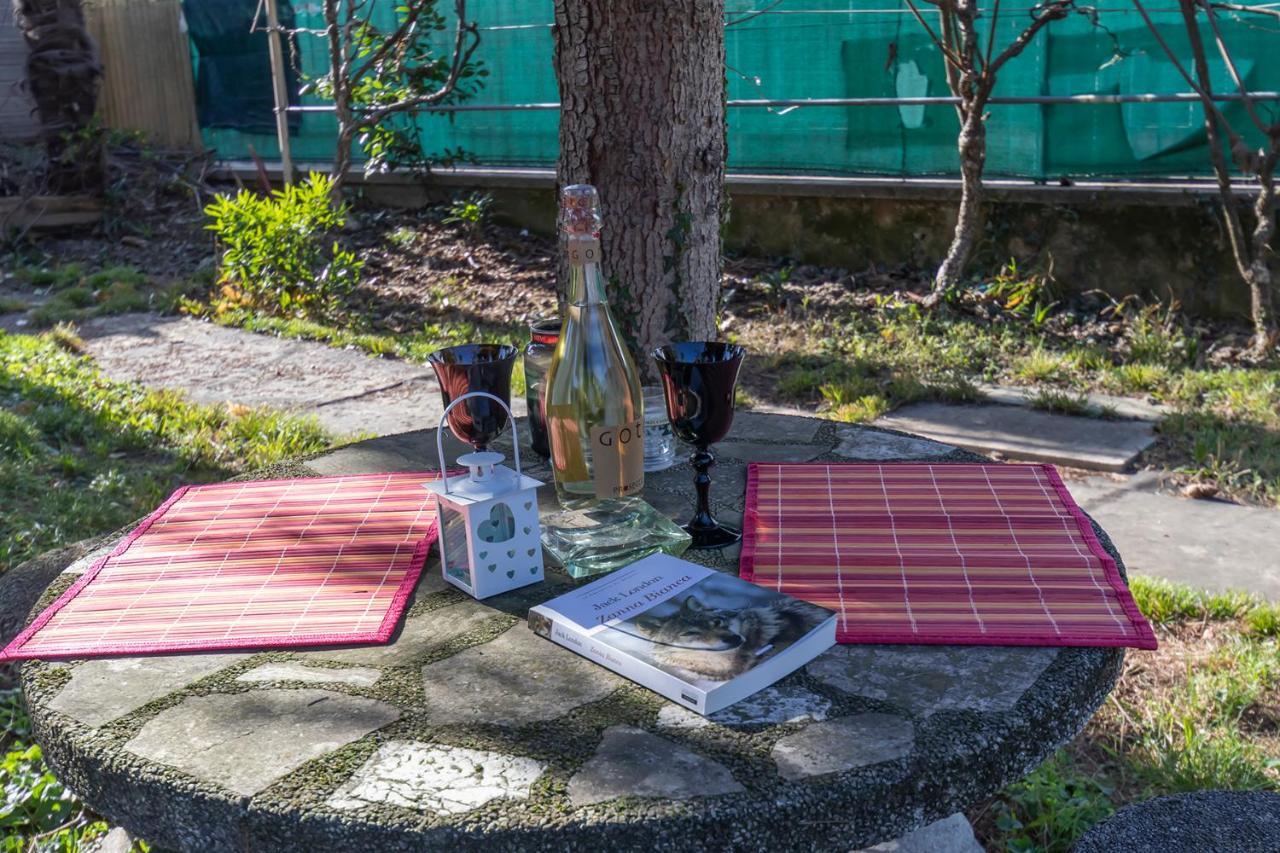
[[978, 575, 1280, 852], [1107, 362, 1172, 395], [1013, 348, 1072, 384], [1029, 389, 1093, 418], [0, 331, 333, 572]]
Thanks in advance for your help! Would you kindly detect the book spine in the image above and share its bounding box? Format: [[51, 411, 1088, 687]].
[[528, 608, 708, 714]]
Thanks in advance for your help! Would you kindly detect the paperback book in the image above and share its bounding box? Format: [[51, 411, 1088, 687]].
[[527, 553, 836, 715]]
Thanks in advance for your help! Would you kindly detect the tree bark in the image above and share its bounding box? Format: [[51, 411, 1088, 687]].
[[553, 0, 726, 375], [1246, 163, 1278, 351], [1174, 0, 1277, 353], [931, 100, 987, 299], [13, 0, 103, 194]]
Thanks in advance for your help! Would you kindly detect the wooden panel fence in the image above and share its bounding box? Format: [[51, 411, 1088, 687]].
[[85, 0, 201, 149]]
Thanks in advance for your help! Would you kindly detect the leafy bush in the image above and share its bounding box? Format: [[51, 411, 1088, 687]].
[[981, 259, 1059, 327], [2, 689, 112, 852], [992, 751, 1115, 853], [442, 193, 494, 242], [204, 173, 363, 321]]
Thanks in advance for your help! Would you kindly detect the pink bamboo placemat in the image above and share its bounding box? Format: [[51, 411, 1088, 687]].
[[741, 462, 1156, 649], [2, 473, 446, 661]]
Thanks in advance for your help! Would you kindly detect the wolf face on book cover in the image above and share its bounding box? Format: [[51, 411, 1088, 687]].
[[533, 569, 830, 688]]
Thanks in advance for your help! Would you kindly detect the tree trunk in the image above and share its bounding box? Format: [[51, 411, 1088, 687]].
[[930, 100, 987, 301], [13, 0, 103, 194], [553, 0, 726, 375], [1246, 165, 1278, 353]]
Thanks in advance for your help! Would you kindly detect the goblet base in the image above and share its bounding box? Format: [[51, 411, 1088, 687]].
[[684, 523, 742, 550]]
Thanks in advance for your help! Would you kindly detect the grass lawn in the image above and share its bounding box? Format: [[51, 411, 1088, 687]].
[[975, 578, 1280, 851], [730, 296, 1280, 509], [8, 203, 1278, 506]]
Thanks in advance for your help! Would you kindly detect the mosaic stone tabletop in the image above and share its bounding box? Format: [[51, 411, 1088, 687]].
[[19, 414, 1125, 852]]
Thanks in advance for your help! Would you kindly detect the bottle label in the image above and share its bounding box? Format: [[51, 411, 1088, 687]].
[[566, 236, 601, 267], [589, 419, 644, 499]]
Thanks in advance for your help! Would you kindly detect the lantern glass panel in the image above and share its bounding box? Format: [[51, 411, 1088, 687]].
[[439, 503, 472, 587]]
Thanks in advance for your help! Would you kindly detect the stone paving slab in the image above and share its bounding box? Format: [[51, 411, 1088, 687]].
[[772, 713, 915, 780], [123, 688, 400, 798], [656, 683, 831, 730], [567, 725, 745, 807], [301, 599, 505, 667], [419, 624, 623, 724], [48, 654, 250, 728], [236, 662, 382, 688], [808, 645, 1058, 718], [75, 313, 453, 437], [875, 402, 1156, 471], [975, 383, 1171, 422], [1065, 474, 1280, 599], [834, 426, 954, 460], [857, 813, 982, 853], [328, 741, 546, 815]]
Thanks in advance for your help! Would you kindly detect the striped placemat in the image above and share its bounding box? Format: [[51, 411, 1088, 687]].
[[2, 473, 446, 661], [741, 462, 1156, 649]]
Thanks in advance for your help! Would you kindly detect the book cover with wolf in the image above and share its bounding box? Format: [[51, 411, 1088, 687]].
[[528, 554, 836, 715]]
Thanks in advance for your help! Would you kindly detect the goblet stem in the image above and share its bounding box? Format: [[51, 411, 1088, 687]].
[[689, 447, 717, 533]]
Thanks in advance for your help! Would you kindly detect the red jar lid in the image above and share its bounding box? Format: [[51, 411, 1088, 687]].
[[529, 318, 561, 346]]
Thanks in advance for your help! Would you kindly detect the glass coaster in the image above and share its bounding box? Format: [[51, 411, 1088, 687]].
[[541, 496, 691, 578]]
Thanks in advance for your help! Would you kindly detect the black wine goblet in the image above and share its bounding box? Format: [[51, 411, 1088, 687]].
[[427, 344, 518, 453], [652, 342, 746, 549]]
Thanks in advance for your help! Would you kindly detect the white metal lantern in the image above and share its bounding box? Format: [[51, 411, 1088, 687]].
[[424, 392, 545, 599]]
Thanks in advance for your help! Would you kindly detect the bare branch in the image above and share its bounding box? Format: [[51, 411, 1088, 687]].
[[1128, 0, 1239, 137], [984, 0, 1003, 70], [987, 0, 1074, 78], [901, 0, 963, 68], [1200, 0, 1276, 136]]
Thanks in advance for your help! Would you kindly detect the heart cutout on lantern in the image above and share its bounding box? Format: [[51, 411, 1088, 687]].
[[523, 501, 533, 511], [522, 526, 531, 535], [526, 548, 536, 557], [476, 502, 516, 543], [487, 563, 497, 573], [506, 569, 515, 579], [506, 549, 515, 559], [530, 566, 538, 574]]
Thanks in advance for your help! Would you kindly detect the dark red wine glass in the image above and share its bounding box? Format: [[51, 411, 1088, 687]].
[[652, 341, 746, 549], [427, 344, 518, 452]]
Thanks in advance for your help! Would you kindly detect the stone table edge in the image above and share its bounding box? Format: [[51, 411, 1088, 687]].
[[18, 416, 1127, 852]]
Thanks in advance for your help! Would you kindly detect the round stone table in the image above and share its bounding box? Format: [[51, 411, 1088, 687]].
[[19, 414, 1125, 852]]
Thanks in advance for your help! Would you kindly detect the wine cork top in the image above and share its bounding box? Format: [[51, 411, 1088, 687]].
[[559, 184, 602, 236]]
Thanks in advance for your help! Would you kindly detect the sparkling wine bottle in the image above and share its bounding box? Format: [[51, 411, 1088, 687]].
[[540, 184, 690, 576], [544, 184, 645, 505]]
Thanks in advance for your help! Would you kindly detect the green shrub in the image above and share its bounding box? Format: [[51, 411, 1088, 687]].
[[204, 173, 363, 321], [1124, 302, 1197, 367], [442, 193, 494, 242], [992, 751, 1115, 853]]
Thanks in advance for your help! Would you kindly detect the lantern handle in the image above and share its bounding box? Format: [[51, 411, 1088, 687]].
[[435, 391, 522, 495]]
